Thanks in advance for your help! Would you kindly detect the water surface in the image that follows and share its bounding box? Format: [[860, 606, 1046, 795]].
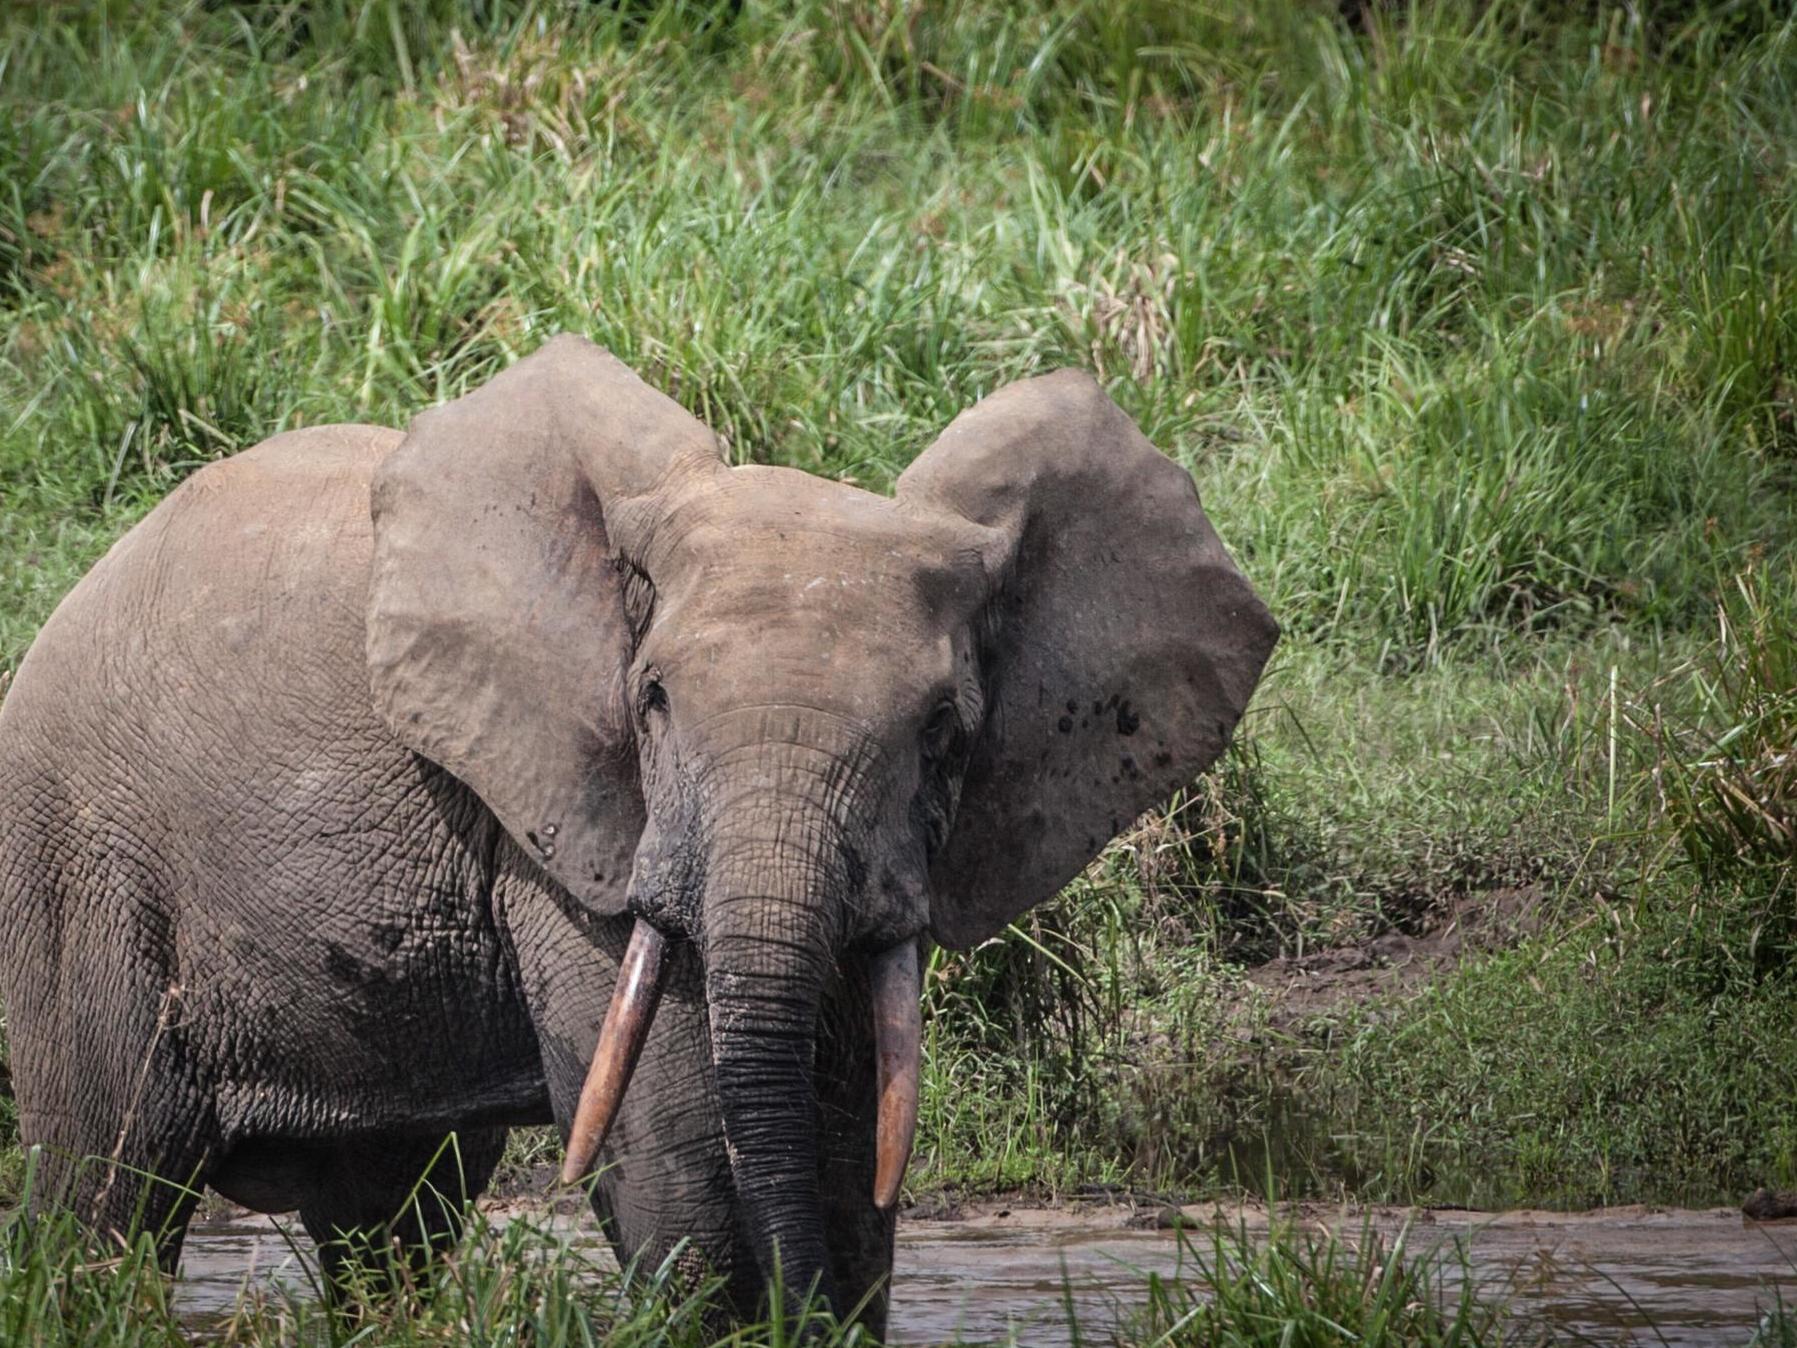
[[176, 1203, 1797, 1345]]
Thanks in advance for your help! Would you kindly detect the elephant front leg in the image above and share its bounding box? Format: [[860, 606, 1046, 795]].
[[296, 1127, 507, 1296], [587, 971, 764, 1315], [499, 872, 762, 1316]]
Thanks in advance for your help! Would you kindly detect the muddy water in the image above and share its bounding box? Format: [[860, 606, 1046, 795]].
[[176, 1204, 1797, 1345]]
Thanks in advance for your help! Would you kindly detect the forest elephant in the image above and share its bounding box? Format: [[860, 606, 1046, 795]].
[[0, 335, 1276, 1330]]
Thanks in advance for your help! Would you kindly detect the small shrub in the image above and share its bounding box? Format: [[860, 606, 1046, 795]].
[[1659, 562, 1797, 877], [1118, 1212, 1517, 1347]]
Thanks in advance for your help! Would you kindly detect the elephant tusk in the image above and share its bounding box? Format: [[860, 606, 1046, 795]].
[[870, 940, 922, 1212], [561, 919, 668, 1185]]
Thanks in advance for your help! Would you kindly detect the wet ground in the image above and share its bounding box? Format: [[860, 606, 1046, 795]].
[[177, 1202, 1797, 1345]]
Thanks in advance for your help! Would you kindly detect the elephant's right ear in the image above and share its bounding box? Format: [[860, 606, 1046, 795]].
[[366, 334, 722, 911]]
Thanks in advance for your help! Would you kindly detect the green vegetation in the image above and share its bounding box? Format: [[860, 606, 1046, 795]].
[[1757, 1300, 1797, 1348], [1123, 1215, 1514, 1347], [3, 0, 1797, 1336]]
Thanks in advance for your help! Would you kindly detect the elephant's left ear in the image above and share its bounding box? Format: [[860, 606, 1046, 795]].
[[897, 370, 1278, 950]]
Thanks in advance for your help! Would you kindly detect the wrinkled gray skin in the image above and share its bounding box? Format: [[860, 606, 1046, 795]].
[[0, 336, 1276, 1330]]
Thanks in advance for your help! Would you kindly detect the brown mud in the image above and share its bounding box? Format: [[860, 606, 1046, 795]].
[[1238, 883, 1548, 1037]]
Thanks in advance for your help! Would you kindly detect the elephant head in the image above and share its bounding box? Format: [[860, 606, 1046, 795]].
[[364, 334, 1276, 1308]]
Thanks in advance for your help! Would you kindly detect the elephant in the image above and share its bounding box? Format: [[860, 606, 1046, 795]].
[[0, 335, 1276, 1330]]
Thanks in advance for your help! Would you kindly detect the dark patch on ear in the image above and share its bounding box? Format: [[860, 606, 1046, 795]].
[[1119, 754, 1140, 781], [1065, 699, 1079, 713], [1057, 716, 1073, 733], [1116, 701, 1140, 735]]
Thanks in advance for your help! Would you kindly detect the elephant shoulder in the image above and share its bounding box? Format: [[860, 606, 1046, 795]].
[[126, 422, 401, 588], [5, 424, 405, 756], [169, 423, 403, 524]]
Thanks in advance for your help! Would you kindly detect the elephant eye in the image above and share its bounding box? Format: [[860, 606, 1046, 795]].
[[922, 701, 961, 763], [638, 674, 669, 720]]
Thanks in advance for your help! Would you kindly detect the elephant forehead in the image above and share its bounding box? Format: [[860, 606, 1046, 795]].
[[636, 493, 975, 721], [643, 467, 992, 618], [662, 566, 959, 691]]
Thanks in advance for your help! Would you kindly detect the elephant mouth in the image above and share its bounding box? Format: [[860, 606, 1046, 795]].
[[558, 918, 923, 1213]]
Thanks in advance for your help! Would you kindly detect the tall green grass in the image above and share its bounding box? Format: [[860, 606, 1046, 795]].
[[3, 1, 1792, 661], [1123, 1214, 1517, 1347]]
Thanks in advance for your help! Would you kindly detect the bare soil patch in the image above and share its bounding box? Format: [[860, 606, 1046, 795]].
[[1239, 883, 1548, 1038]]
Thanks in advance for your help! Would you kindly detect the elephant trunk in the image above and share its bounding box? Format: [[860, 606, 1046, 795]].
[[704, 869, 837, 1314]]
